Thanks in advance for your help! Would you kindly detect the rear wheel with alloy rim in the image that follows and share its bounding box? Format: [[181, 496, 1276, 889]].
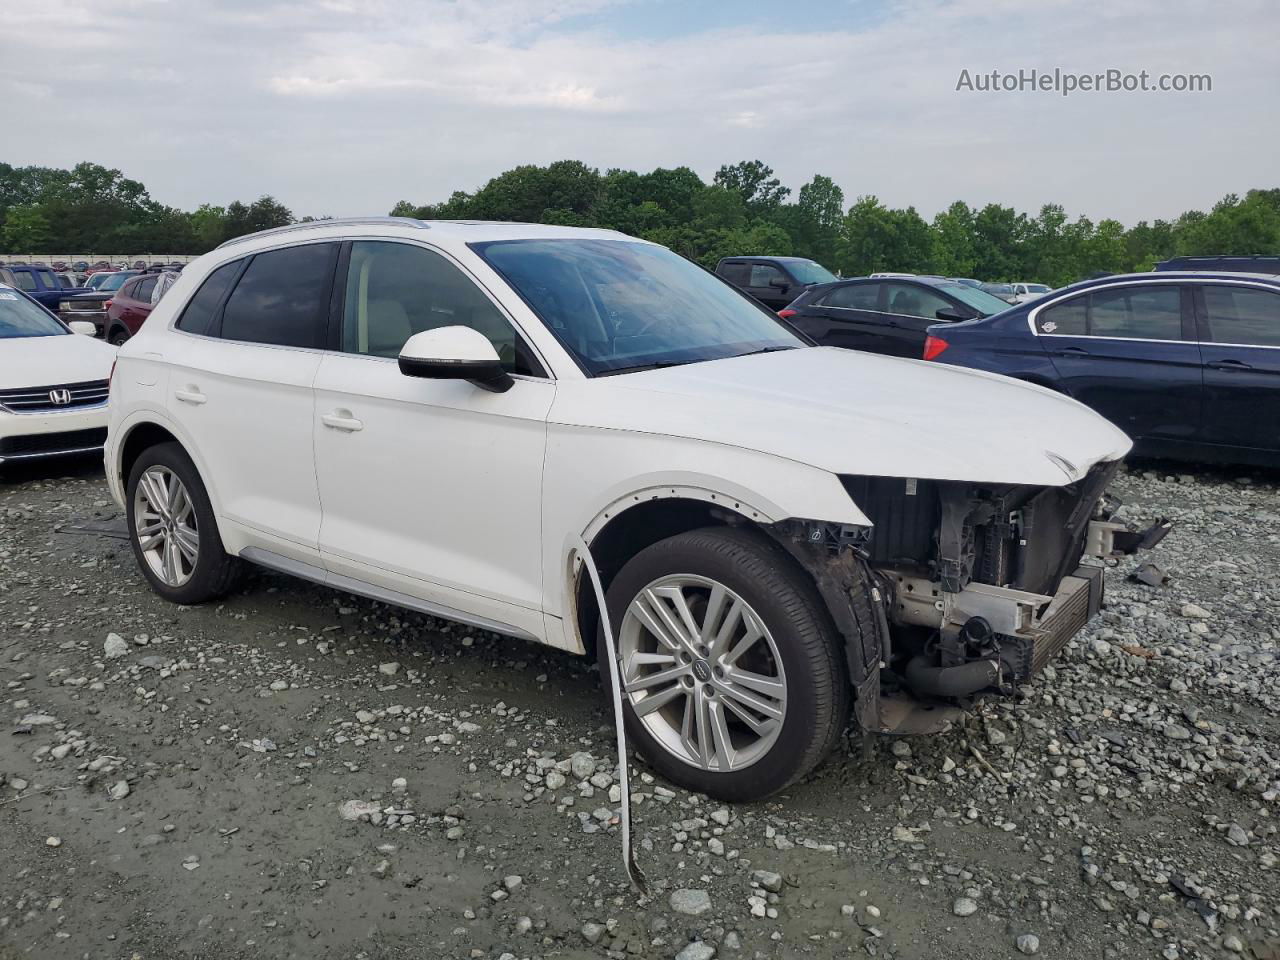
[[600, 526, 850, 801], [125, 442, 240, 604]]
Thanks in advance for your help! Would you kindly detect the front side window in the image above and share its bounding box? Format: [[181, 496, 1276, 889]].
[[0, 290, 67, 338], [473, 239, 804, 376], [748, 263, 788, 288], [219, 243, 337, 348], [58, 274, 75, 289], [341, 241, 535, 373], [882, 282, 954, 320], [1201, 285, 1280, 347], [822, 283, 880, 310], [12, 271, 36, 292], [176, 261, 241, 335], [1089, 285, 1182, 340], [37, 271, 59, 290]]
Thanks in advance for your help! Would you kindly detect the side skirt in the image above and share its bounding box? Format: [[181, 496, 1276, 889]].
[[239, 547, 540, 644]]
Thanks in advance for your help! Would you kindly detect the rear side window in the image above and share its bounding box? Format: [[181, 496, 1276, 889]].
[[1090, 286, 1182, 340], [12, 271, 36, 292], [718, 262, 750, 285], [1201, 285, 1280, 347], [1037, 297, 1088, 335], [219, 243, 337, 348], [822, 283, 880, 310], [176, 262, 241, 335], [1037, 286, 1182, 340]]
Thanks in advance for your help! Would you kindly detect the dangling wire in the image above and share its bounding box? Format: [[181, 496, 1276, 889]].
[[571, 535, 648, 894]]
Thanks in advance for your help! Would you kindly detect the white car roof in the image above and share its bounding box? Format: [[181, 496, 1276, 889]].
[[214, 217, 638, 258]]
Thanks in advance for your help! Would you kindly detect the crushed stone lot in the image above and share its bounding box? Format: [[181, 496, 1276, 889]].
[[0, 459, 1277, 960]]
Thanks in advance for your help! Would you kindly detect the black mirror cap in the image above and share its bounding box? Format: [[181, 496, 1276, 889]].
[[934, 307, 970, 322], [768, 278, 791, 290], [398, 355, 514, 393]]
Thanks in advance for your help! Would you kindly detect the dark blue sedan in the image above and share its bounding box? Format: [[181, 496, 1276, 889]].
[[924, 271, 1280, 466]]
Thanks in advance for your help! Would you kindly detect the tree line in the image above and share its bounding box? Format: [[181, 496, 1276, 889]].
[[3, 160, 1277, 285]]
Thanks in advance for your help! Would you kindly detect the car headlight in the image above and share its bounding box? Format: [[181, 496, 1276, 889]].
[[58, 301, 72, 311]]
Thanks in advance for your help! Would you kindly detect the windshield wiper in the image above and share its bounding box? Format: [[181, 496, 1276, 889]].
[[732, 346, 799, 358], [597, 359, 691, 377]]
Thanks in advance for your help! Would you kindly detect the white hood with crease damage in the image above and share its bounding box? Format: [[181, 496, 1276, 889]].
[[551, 347, 1132, 487]]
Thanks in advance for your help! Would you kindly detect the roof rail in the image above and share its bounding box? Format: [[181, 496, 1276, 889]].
[[215, 216, 428, 250]]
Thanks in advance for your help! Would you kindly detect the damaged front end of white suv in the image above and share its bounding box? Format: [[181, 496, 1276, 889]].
[[766, 463, 1169, 737]]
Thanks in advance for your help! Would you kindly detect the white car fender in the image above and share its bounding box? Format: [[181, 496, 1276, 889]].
[[540, 424, 868, 651]]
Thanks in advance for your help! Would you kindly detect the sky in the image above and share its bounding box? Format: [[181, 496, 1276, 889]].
[[5, 0, 1277, 225]]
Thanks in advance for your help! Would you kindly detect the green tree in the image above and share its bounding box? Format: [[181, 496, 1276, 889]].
[[2, 204, 53, 250], [713, 161, 790, 216]]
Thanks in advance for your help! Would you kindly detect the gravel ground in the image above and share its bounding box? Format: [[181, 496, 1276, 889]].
[[0, 457, 1277, 960]]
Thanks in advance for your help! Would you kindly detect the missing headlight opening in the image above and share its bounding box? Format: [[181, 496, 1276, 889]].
[[773, 465, 1169, 737]]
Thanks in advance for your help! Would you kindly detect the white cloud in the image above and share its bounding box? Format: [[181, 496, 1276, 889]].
[[1, 0, 1274, 224]]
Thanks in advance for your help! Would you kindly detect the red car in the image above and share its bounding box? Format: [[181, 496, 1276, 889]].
[[104, 272, 178, 344]]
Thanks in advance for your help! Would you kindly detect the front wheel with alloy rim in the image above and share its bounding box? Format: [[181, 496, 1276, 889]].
[[600, 526, 851, 801], [125, 441, 240, 604]]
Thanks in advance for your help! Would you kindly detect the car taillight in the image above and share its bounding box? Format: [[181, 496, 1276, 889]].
[[922, 334, 949, 361], [777, 309, 797, 319]]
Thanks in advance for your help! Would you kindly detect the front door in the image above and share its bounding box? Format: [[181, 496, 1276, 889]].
[[1035, 283, 1203, 449], [741, 262, 794, 310], [312, 239, 554, 640], [1194, 282, 1280, 456]]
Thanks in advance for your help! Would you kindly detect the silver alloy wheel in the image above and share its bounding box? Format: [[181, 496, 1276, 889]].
[[618, 575, 787, 772], [132, 465, 199, 587]]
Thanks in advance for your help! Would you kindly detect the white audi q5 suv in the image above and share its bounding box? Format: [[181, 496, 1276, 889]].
[[106, 218, 1154, 800]]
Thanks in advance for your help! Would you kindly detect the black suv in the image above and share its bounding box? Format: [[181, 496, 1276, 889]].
[[714, 256, 838, 310], [779, 275, 1012, 358]]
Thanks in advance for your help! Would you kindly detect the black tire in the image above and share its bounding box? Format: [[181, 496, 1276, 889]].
[[598, 526, 850, 801], [109, 328, 130, 346], [125, 441, 240, 604]]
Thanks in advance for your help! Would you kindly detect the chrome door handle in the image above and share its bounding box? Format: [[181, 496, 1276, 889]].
[[174, 388, 206, 405], [321, 412, 363, 432]]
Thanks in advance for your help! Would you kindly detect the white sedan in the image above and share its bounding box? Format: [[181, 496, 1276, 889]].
[[0, 285, 115, 467]]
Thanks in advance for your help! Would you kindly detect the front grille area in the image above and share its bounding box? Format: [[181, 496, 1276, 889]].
[[0, 427, 108, 459], [0, 379, 109, 413]]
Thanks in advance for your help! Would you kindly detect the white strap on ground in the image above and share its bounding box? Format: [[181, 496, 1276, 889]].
[[571, 535, 648, 894]]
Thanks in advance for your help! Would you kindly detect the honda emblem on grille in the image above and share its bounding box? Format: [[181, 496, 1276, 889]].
[[49, 389, 72, 406]]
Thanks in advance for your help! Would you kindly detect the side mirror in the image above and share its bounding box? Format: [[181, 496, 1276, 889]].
[[398, 326, 513, 394], [768, 278, 790, 291], [934, 307, 969, 322], [68, 321, 97, 336]]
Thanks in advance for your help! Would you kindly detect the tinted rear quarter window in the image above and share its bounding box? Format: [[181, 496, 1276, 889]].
[[219, 243, 337, 348], [1037, 297, 1088, 335], [1201, 285, 1280, 347], [176, 262, 241, 335]]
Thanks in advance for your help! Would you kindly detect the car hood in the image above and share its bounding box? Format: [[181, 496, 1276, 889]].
[[551, 347, 1132, 486], [0, 333, 116, 389]]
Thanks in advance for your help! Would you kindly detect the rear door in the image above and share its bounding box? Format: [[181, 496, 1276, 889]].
[[789, 282, 887, 352], [741, 262, 794, 310], [163, 242, 337, 562], [1034, 283, 1202, 448], [1194, 282, 1280, 456]]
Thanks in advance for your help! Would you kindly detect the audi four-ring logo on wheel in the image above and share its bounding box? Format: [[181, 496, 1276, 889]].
[[49, 389, 72, 405]]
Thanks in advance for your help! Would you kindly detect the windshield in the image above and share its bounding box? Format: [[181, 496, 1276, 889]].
[[786, 259, 838, 285], [473, 239, 805, 375], [0, 289, 68, 338], [99, 272, 138, 291], [935, 282, 1013, 316]]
